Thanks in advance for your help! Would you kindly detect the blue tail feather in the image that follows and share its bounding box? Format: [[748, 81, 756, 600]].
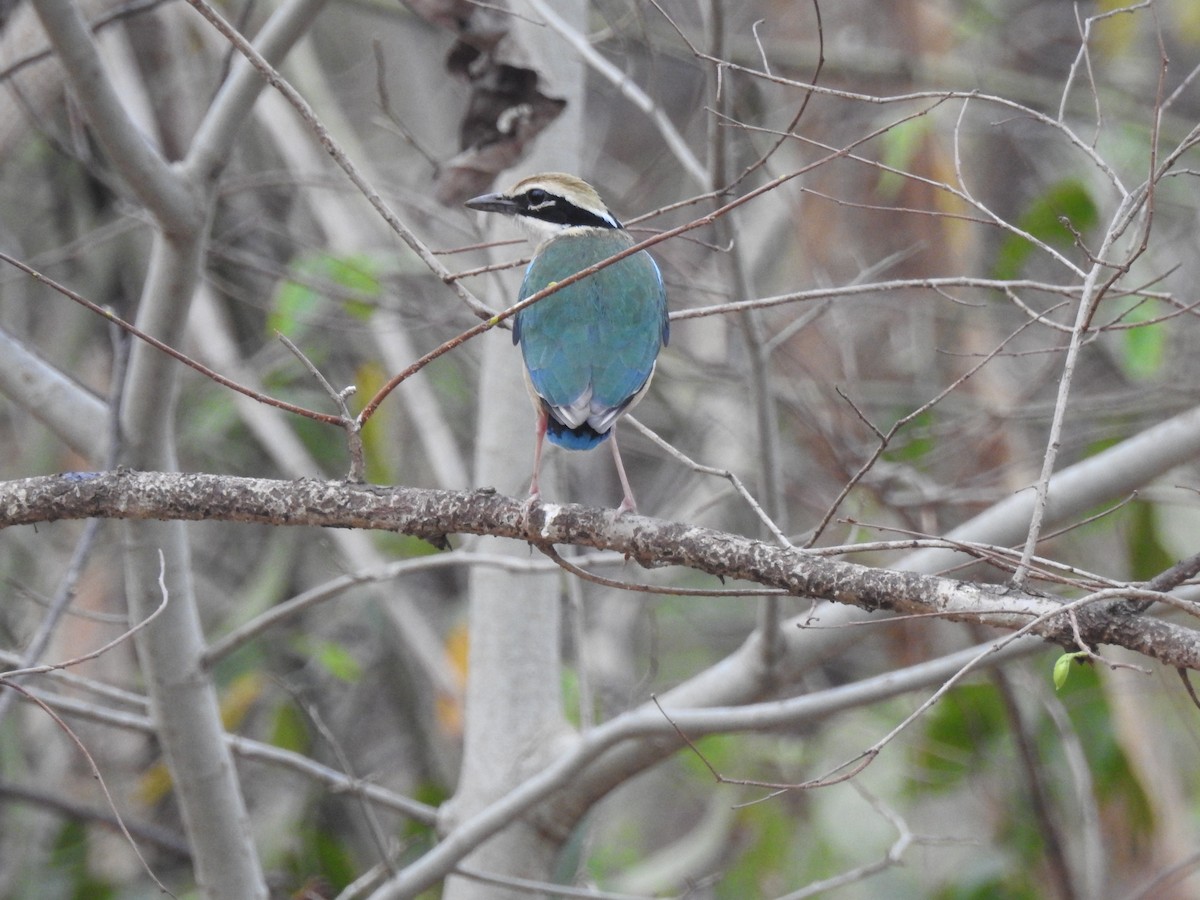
[[545, 416, 610, 450]]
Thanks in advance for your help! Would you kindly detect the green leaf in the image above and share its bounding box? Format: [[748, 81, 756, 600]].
[[43, 820, 116, 900], [1121, 302, 1165, 380], [910, 683, 1007, 791], [1171, 0, 1200, 43], [279, 827, 357, 894], [311, 828, 357, 889], [268, 253, 383, 337], [292, 638, 363, 683], [993, 180, 1099, 279], [882, 408, 935, 463], [268, 274, 321, 339], [403, 782, 448, 841], [373, 532, 447, 557], [723, 799, 794, 896], [317, 641, 362, 682], [271, 701, 311, 753], [934, 874, 1039, 900], [876, 117, 932, 200], [679, 733, 737, 779], [1127, 500, 1174, 581], [1053, 652, 1084, 690], [326, 254, 382, 321], [561, 667, 582, 728]]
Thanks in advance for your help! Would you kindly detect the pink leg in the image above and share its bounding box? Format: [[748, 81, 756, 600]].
[[609, 426, 638, 514], [529, 408, 548, 501]]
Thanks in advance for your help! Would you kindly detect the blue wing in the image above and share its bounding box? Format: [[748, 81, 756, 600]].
[[514, 229, 668, 447]]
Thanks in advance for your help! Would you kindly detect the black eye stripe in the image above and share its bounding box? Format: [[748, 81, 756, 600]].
[[519, 191, 619, 229]]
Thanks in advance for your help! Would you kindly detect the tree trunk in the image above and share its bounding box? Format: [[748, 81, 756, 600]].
[[442, 2, 587, 894]]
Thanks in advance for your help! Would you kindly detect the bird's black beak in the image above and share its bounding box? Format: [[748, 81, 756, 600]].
[[464, 192, 520, 215]]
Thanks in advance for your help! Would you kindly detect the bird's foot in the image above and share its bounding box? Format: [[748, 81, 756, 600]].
[[522, 487, 543, 515]]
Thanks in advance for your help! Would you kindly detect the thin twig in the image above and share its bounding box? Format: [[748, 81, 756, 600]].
[[370, 40, 440, 174], [0, 0, 176, 82], [0, 251, 344, 425], [651, 694, 874, 793], [624, 416, 792, 547], [0, 553, 177, 896], [807, 314, 1042, 546], [671, 276, 1096, 321], [203, 549, 629, 665], [536, 543, 786, 598], [276, 332, 364, 480], [774, 783, 917, 900], [2, 683, 178, 896], [522, 0, 706, 186], [182, 0, 494, 323], [1, 550, 171, 681], [0, 519, 102, 726]]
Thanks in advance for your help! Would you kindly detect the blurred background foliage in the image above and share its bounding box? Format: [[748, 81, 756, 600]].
[[2, 0, 1200, 897]]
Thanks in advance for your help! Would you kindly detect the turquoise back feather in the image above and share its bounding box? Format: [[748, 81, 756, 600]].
[[514, 229, 668, 448]]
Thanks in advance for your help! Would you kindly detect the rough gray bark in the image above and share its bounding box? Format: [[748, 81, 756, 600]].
[[5, 468, 1199, 670]]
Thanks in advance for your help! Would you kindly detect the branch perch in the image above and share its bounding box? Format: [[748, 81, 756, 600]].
[[3, 470, 1198, 670]]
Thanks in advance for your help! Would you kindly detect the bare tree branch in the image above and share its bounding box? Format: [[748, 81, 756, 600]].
[[29, 0, 197, 231], [0, 326, 109, 459], [3, 469, 1198, 669]]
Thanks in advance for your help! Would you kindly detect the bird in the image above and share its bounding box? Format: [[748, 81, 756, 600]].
[[465, 173, 669, 513]]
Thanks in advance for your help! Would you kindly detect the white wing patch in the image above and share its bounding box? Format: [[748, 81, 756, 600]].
[[545, 362, 657, 435]]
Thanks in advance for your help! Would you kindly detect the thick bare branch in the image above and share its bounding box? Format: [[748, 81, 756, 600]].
[[29, 0, 198, 233], [3, 470, 1197, 670], [0, 327, 109, 460]]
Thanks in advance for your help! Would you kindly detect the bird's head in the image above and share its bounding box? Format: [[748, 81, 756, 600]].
[[465, 173, 622, 241]]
